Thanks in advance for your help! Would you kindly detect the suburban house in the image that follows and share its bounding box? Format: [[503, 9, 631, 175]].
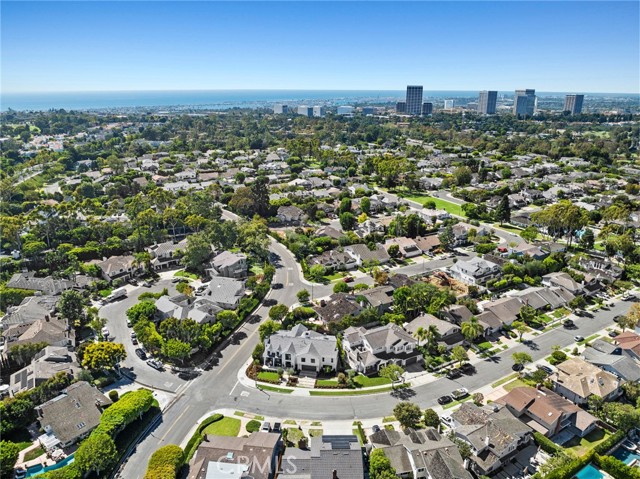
[[449, 257, 501, 286], [201, 277, 246, 310], [582, 347, 640, 382], [613, 331, 640, 361], [262, 324, 338, 373], [541, 272, 583, 296], [368, 427, 472, 479], [355, 219, 386, 237], [210, 251, 248, 279], [188, 432, 281, 479], [281, 435, 364, 479], [359, 285, 395, 314], [550, 357, 622, 405], [155, 295, 221, 324], [147, 239, 187, 271], [497, 386, 598, 440], [413, 235, 441, 253], [92, 255, 137, 282], [10, 346, 78, 396], [384, 237, 422, 258], [342, 324, 421, 375], [2, 316, 73, 357], [6, 273, 74, 296], [344, 244, 391, 267], [308, 250, 357, 271], [478, 297, 523, 327], [276, 205, 306, 224], [451, 224, 471, 246], [576, 255, 623, 283], [449, 403, 535, 477], [404, 314, 464, 351], [315, 225, 343, 240], [506, 286, 575, 311], [36, 381, 111, 448], [313, 294, 363, 325]]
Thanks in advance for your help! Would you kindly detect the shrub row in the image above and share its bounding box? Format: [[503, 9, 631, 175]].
[[595, 453, 640, 479], [184, 414, 224, 462], [532, 451, 595, 479], [533, 432, 564, 455], [354, 421, 368, 445], [144, 444, 184, 479], [593, 430, 626, 455], [95, 388, 154, 437]]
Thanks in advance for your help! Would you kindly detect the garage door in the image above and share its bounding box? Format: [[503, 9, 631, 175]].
[[301, 365, 316, 372]]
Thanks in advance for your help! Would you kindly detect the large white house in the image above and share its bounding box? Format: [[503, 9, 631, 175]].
[[262, 324, 338, 373]]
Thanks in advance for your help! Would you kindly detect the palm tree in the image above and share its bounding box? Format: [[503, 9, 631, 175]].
[[461, 316, 484, 343], [414, 327, 428, 347], [425, 325, 441, 352]]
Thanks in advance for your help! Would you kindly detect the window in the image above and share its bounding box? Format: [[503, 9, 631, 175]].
[[76, 422, 86, 429], [301, 358, 305, 363], [310, 358, 315, 363]]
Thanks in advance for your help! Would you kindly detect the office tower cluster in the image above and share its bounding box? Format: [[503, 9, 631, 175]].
[[564, 94, 584, 114], [405, 85, 423, 115], [513, 89, 537, 116], [478, 90, 497, 114]]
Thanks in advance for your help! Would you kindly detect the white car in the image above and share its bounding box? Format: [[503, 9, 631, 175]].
[[441, 415, 455, 428]]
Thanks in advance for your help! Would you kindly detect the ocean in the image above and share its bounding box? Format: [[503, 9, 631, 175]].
[[1, 90, 637, 112]]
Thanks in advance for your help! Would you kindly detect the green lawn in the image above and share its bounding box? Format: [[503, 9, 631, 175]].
[[99, 288, 113, 298], [503, 378, 529, 392], [401, 194, 464, 216], [14, 441, 33, 452], [284, 428, 306, 446], [578, 334, 600, 345], [174, 270, 199, 280], [493, 223, 523, 232], [316, 379, 340, 387], [309, 429, 323, 437], [324, 272, 345, 281], [382, 416, 396, 423], [202, 416, 241, 436], [257, 371, 281, 382], [565, 428, 609, 456], [552, 308, 570, 319], [258, 384, 293, 394], [442, 396, 473, 410], [250, 265, 264, 276], [353, 375, 391, 388], [492, 373, 520, 388], [23, 446, 46, 462]]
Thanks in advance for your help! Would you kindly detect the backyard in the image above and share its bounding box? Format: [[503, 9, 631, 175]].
[[565, 428, 610, 457]]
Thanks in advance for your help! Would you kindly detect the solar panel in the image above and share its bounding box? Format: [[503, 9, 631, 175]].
[[322, 435, 358, 450]]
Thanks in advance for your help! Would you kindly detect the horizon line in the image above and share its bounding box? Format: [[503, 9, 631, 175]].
[[2, 88, 639, 96]]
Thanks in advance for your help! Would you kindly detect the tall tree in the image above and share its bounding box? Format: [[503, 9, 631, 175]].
[[495, 195, 511, 225], [461, 316, 484, 342]]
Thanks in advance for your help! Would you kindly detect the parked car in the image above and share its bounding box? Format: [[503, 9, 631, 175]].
[[372, 424, 381, 433], [609, 330, 619, 338], [130, 331, 137, 339], [574, 309, 586, 317], [147, 359, 163, 370], [563, 319, 575, 328], [343, 276, 354, 283], [451, 388, 469, 400], [459, 363, 475, 374], [135, 348, 147, 360], [142, 281, 151, 287], [178, 371, 199, 380], [171, 277, 182, 283], [574, 335, 585, 342], [512, 363, 524, 372], [131, 337, 138, 345], [126, 319, 132, 328], [260, 422, 271, 432], [437, 395, 453, 405], [613, 315, 624, 323], [446, 368, 462, 379], [537, 365, 554, 375], [129, 279, 138, 286], [273, 422, 282, 433], [440, 415, 455, 428]]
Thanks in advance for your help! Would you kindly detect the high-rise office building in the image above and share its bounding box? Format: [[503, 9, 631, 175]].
[[422, 102, 433, 115], [405, 85, 423, 115], [273, 104, 288, 114], [396, 101, 407, 113], [513, 89, 536, 116], [564, 94, 584, 114], [444, 99, 454, 110], [297, 106, 313, 117], [313, 106, 326, 118], [337, 106, 354, 115], [361, 107, 375, 115], [478, 91, 498, 114]]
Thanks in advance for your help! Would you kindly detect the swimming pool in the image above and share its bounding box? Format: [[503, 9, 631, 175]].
[[574, 463, 605, 479], [612, 445, 640, 465], [25, 454, 75, 478]]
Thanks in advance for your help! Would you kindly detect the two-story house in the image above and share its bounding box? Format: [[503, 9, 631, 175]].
[[344, 244, 391, 267], [550, 357, 622, 405], [342, 324, 421, 375], [449, 257, 501, 286], [210, 251, 247, 279], [92, 255, 137, 282], [404, 314, 464, 351], [147, 239, 187, 271], [262, 324, 338, 374]]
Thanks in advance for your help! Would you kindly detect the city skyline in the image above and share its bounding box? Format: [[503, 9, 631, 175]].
[[2, 1, 639, 93]]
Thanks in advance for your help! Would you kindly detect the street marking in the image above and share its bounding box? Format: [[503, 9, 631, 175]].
[[164, 382, 173, 388], [229, 381, 239, 396], [159, 404, 191, 443], [241, 391, 250, 397], [287, 267, 293, 271]]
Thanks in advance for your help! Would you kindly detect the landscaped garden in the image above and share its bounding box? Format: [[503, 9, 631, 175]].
[[202, 417, 241, 436]]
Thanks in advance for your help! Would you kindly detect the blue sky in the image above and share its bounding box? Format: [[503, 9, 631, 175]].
[[2, 1, 639, 93]]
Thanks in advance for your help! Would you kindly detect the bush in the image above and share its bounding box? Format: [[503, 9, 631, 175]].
[[595, 454, 640, 479], [533, 431, 564, 455], [184, 414, 223, 462], [144, 444, 184, 479], [594, 430, 625, 455], [95, 389, 154, 437], [246, 420, 261, 433], [108, 390, 119, 402]]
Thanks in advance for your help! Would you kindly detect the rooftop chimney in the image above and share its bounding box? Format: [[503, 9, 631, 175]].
[[332, 470, 338, 479]]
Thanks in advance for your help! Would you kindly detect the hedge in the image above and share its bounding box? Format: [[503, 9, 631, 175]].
[[144, 444, 184, 479], [533, 432, 564, 455], [95, 389, 154, 437], [593, 430, 625, 455], [246, 420, 261, 433], [595, 453, 640, 479], [184, 414, 224, 462], [533, 451, 595, 479]]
